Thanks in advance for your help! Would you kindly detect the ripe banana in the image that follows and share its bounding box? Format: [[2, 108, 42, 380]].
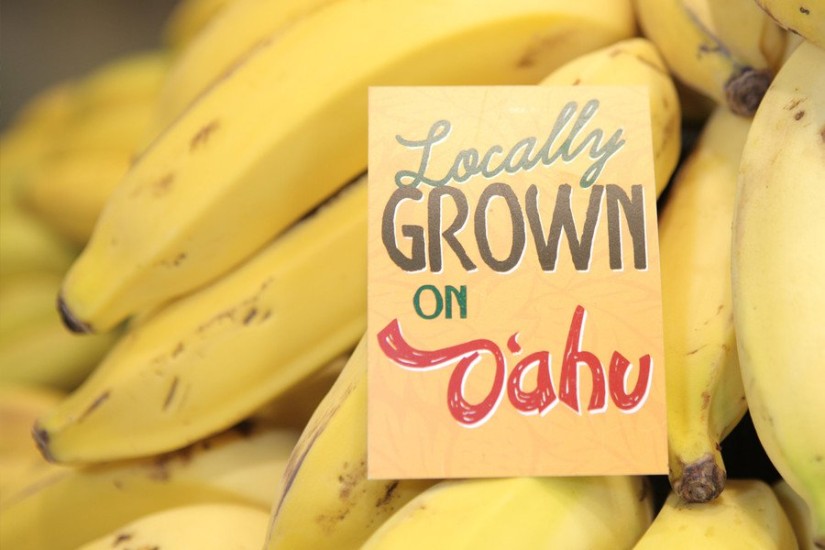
[[361, 476, 652, 549], [79, 503, 270, 550], [163, 0, 237, 50], [659, 107, 751, 503], [754, 0, 825, 50], [0, 421, 296, 549], [71, 50, 170, 113], [731, 40, 825, 546], [35, 178, 367, 462], [155, 0, 343, 127], [775, 479, 819, 550], [0, 208, 76, 280], [0, 274, 117, 390], [59, 0, 636, 334], [633, 0, 786, 116], [634, 479, 798, 549], [265, 337, 436, 549], [540, 37, 681, 196], [22, 149, 135, 246]]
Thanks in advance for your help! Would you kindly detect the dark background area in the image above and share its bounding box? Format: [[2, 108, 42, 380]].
[[1, 0, 179, 129]]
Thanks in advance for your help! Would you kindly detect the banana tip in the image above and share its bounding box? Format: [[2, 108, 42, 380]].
[[32, 422, 57, 463], [57, 292, 93, 334], [725, 67, 772, 117], [673, 456, 726, 503]]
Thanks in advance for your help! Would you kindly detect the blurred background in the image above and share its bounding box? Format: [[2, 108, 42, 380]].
[[1, 0, 179, 129]]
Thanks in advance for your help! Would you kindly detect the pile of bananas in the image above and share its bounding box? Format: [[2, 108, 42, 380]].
[[0, 0, 822, 547]]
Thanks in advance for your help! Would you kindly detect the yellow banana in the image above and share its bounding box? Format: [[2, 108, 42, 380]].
[[163, 0, 237, 50], [59, 0, 636, 334], [0, 274, 117, 390], [35, 179, 367, 463], [659, 107, 751, 503], [634, 479, 798, 549], [22, 149, 134, 246], [754, 0, 825, 50], [79, 503, 270, 550], [775, 479, 819, 550], [156, 0, 343, 127], [362, 476, 653, 549], [0, 421, 297, 549], [71, 50, 170, 113], [265, 338, 436, 549], [732, 40, 825, 546], [633, 0, 786, 116], [540, 37, 681, 196], [0, 208, 77, 280]]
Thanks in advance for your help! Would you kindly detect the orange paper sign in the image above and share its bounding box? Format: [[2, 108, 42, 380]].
[[367, 86, 667, 478]]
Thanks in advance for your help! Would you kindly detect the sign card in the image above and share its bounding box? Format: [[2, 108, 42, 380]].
[[367, 86, 667, 478]]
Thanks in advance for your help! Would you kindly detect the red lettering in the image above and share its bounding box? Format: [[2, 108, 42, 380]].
[[608, 352, 653, 412], [559, 306, 606, 413]]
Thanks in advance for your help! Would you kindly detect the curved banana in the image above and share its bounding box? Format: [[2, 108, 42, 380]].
[[156, 0, 343, 127], [633, 0, 786, 116], [659, 107, 751, 503], [71, 50, 170, 113], [754, 0, 825, 50], [265, 338, 436, 549], [634, 479, 798, 549], [35, 179, 367, 463], [731, 40, 825, 545], [22, 149, 134, 246], [79, 503, 270, 550], [0, 274, 117, 390], [540, 37, 681, 196], [163, 0, 237, 50], [362, 476, 652, 549], [59, 0, 636, 334], [0, 421, 296, 549]]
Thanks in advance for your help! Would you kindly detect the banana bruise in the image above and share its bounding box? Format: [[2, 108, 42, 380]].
[[539, 37, 681, 197], [361, 476, 653, 549], [732, 41, 825, 546], [633, 0, 786, 116], [634, 480, 798, 549], [659, 107, 751, 503], [59, 0, 636, 333], [265, 338, 436, 549], [78, 503, 270, 550], [35, 177, 368, 463], [0, 421, 296, 549]]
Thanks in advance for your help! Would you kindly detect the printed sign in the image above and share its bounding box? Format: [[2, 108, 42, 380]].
[[367, 86, 667, 478]]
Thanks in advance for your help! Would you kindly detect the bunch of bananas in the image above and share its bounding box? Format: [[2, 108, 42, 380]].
[[0, 0, 822, 547]]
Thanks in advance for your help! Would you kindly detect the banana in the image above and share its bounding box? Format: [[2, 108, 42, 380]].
[[79, 503, 270, 550], [71, 51, 170, 113], [35, 178, 367, 463], [754, 0, 825, 50], [633, 479, 798, 549], [0, 274, 118, 390], [155, 0, 343, 127], [731, 40, 825, 545], [265, 338, 436, 550], [22, 149, 135, 246], [59, 0, 636, 334], [0, 208, 77, 280], [361, 476, 652, 549], [659, 107, 751, 503], [0, 421, 297, 549], [540, 37, 681, 197], [633, 0, 786, 116], [775, 479, 819, 550], [163, 0, 237, 50]]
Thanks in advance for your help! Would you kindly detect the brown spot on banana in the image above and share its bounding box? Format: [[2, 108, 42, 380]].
[[78, 390, 112, 422], [112, 532, 133, 546], [795, 110, 806, 120], [820, 124, 825, 142], [375, 481, 399, 508], [163, 377, 179, 411], [153, 173, 174, 196], [190, 120, 220, 151], [800, 6, 810, 14], [701, 391, 711, 410]]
